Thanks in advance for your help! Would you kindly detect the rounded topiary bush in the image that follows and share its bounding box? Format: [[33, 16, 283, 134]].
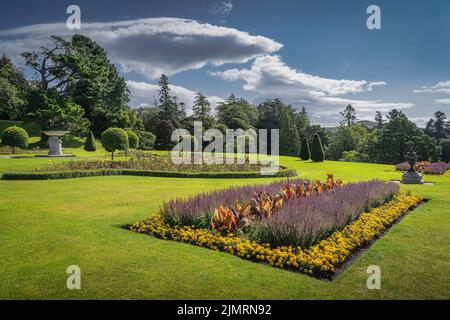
[[137, 131, 156, 150], [299, 137, 310, 160], [101, 128, 128, 160], [1, 126, 29, 154], [126, 130, 139, 149], [310, 134, 324, 162], [84, 130, 97, 152]]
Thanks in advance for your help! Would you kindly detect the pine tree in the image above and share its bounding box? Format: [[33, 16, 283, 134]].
[[374, 111, 385, 128], [157, 74, 181, 126], [340, 104, 357, 126], [310, 134, 325, 162], [84, 130, 96, 152], [279, 107, 300, 156], [192, 92, 211, 119], [296, 106, 310, 138], [299, 137, 310, 160]]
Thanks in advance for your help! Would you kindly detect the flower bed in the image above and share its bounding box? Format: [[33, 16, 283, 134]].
[[34, 153, 263, 173], [396, 161, 448, 175], [129, 193, 422, 278], [161, 177, 399, 248]]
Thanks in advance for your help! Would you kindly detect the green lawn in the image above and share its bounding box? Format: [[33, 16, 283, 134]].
[[0, 150, 449, 299]]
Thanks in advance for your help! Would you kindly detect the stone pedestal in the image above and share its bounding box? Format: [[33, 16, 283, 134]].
[[401, 171, 424, 184], [48, 136, 63, 156], [34, 130, 75, 158]]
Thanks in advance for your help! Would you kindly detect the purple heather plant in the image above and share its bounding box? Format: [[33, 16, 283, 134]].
[[252, 180, 400, 248], [422, 162, 449, 174], [161, 179, 307, 227]]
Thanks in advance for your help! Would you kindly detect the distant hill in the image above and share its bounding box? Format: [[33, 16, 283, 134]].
[[356, 120, 377, 129]]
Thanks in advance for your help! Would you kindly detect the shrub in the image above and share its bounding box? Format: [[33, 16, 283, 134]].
[[299, 137, 310, 160], [84, 130, 97, 152], [137, 131, 156, 150], [310, 134, 324, 162], [340, 150, 362, 162], [155, 120, 175, 150], [1, 126, 29, 154], [126, 130, 139, 149], [101, 128, 128, 160]]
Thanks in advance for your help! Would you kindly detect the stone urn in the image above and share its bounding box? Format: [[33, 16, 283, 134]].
[[35, 131, 75, 158], [401, 148, 424, 184]]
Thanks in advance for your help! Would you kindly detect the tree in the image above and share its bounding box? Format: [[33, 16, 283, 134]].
[[193, 92, 211, 119], [1, 126, 29, 154], [21, 34, 130, 135], [137, 105, 160, 134], [26, 89, 89, 136], [84, 130, 96, 152], [0, 56, 29, 120], [126, 130, 139, 149], [386, 108, 406, 120], [310, 134, 325, 162], [101, 128, 128, 160], [374, 111, 385, 129], [326, 124, 368, 160], [340, 104, 357, 126], [217, 95, 258, 130], [299, 137, 310, 160], [21, 35, 74, 92], [425, 111, 449, 141], [440, 139, 450, 162], [155, 120, 175, 150], [363, 111, 437, 163], [157, 74, 183, 127], [296, 106, 310, 138], [279, 106, 300, 156]]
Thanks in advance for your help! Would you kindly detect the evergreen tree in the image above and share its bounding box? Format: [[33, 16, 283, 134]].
[[310, 134, 325, 162], [374, 111, 385, 128], [296, 106, 310, 138], [425, 111, 449, 141], [157, 74, 182, 127], [192, 92, 211, 119], [279, 107, 300, 156], [299, 137, 310, 160], [155, 120, 175, 150], [340, 104, 357, 126], [84, 130, 96, 152]]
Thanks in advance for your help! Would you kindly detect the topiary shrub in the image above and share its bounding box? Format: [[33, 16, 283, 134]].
[[137, 131, 156, 150], [1, 126, 29, 154], [84, 130, 97, 152], [299, 137, 310, 160], [155, 120, 175, 150], [126, 130, 139, 149], [310, 133, 324, 162], [101, 128, 128, 160]]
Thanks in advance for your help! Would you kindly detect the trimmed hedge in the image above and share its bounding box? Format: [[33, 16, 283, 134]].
[[1, 167, 298, 180]]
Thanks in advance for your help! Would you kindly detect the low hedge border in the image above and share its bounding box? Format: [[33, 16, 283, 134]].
[[128, 193, 422, 279], [1, 167, 297, 180]]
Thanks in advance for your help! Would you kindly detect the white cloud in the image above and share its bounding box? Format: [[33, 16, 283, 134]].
[[413, 81, 450, 94], [210, 55, 413, 115], [126, 80, 223, 114], [0, 17, 282, 79], [433, 98, 450, 105]]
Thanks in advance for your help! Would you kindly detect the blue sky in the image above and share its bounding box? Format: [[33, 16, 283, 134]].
[[1, 0, 449, 126]]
